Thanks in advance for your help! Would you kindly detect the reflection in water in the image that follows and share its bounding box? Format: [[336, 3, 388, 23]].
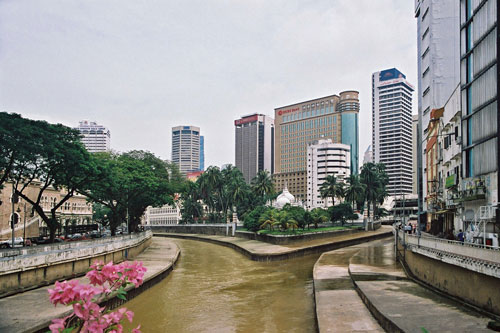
[[124, 239, 319, 333]]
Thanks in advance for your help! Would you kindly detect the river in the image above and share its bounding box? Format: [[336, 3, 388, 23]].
[[123, 238, 320, 332]]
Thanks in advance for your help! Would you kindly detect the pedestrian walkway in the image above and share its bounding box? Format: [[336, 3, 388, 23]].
[[314, 244, 385, 332], [155, 225, 392, 261], [349, 239, 492, 332], [0, 237, 179, 333]]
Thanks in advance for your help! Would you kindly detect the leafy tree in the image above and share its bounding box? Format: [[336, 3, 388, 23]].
[[319, 175, 344, 207], [328, 203, 355, 226], [0, 113, 41, 190], [344, 174, 366, 211], [180, 182, 203, 224], [243, 205, 269, 232], [284, 205, 306, 230], [9, 118, 96, 242], [84, 151, 174, 234], [360, 162, 389, 220], [251, 170, 275, 203], [310, 208, 328, 229]]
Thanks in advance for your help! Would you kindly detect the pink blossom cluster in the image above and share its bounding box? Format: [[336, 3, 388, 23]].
[[87, 261, 146, 288], [47, 261, 146, 333]]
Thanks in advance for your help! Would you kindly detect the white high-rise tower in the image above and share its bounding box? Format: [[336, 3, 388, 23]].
[[76, 120, 111, 153], [372, 68, 414, 195]]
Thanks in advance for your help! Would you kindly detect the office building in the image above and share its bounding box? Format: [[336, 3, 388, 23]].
[[363, 145, 373, 165], [306, 139, 350, 209], [234, 114, 274, 183], [171, 126, 201, 174], [412, 115, 419, 194], [75, 121, 111, 153], [415, 0, 460, 213], [459, 0, 498, 234], [200, 136, 205, 171], [372, 68, 414, 195], [274, 91, 359, 202]]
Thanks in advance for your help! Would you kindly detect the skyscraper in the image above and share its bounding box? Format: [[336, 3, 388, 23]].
[[171, 126, 201, 174], [372, 68, 414, 195], [75, 120, 111, 153], [273, 91, 359, 202], [459, 0, 498, 228], [234, 114, 274, 183], [307, 140, 350, 209], [415, 0, 460, 212], [199, 136, 205, 171]]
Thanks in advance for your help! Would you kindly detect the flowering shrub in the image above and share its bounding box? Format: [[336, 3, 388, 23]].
[[47, 261, 146, 333]]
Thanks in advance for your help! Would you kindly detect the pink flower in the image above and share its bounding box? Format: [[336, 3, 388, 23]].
[[132, 324, 141, 333], [48, 260, 145, 332], [49, 318, 66, 333]]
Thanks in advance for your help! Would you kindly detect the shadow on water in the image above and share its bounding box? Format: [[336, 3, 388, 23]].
[[123, 238, 320, 333]]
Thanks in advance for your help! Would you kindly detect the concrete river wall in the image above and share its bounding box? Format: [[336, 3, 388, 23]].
[[0, 231, 152, 297], [396, 229, 500, 317]]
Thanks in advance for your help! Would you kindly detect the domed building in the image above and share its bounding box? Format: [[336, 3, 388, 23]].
[[272, 183, 304, 209]]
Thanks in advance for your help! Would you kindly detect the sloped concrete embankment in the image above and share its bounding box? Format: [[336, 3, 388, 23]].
[[0, 237, 180, 333], [155, 227, 392, 262], [313, 244, 384, 332], [0, 231, 152, 298], [348, 240, 492, 332]]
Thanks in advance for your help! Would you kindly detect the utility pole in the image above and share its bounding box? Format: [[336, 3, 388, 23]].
[[11, 183, 18, 248], [23, 203, 27, 244]]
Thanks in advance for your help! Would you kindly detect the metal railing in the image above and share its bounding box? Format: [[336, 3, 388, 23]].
[[397, 229, 500, 265]]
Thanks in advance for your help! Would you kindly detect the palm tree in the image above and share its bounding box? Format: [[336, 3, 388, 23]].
[[344, 174, 366, 211], [319, 175, 344, 207], [310, 208, 328, 229], [251, 170, 275, 201], [360, 162, 389, 220], [360, 163, 378, 219]]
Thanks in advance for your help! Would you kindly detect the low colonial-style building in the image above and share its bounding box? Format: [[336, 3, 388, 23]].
[[0, 181, 93, 239]]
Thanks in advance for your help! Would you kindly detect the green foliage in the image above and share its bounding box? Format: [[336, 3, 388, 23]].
[[360, 162, 389, 220], [328, 203, 356, 226], [180, 182, 203, 224], [310, 208, 329, 228], [319, 175, 344, 207], [0, 112, 96, 241], [243, 205, 270, 232], [251, 170, 275, 202], [84, 151, 175, 234], [344, 174, 366, 211]]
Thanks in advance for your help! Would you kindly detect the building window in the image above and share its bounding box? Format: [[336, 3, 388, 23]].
[[422, 27, 429, 40], [422, 46, 430, 59], [422, 7, 429, 21], [422, 66, 430, 78], [422, 87, 430, 97]]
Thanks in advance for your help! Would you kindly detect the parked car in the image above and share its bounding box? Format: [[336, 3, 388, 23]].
[[0, 237, 24, 249]]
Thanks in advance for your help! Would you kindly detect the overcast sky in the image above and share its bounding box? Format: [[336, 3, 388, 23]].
[[0, 0, 417, 168]]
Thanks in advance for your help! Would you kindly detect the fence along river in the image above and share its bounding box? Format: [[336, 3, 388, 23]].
[[123, 238, 320, 332]]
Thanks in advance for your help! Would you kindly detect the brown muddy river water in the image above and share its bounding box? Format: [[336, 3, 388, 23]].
[[123, 238, 319, 332]]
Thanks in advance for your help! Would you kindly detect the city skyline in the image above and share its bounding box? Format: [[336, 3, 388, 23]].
[[0, 1, 417, 168]]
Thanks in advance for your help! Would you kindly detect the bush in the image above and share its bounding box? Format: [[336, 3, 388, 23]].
[[328, 203, 354, 225], [243, 205, 269, 232]]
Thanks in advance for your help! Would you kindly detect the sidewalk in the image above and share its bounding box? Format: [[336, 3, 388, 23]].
[[0, 237, 179, 333], [155, 225, 392, 261], [314, 243, 385, 332], [349, 239, 492, 332]]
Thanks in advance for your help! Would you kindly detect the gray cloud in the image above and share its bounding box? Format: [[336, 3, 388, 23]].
[[0, 0, 417, 168]]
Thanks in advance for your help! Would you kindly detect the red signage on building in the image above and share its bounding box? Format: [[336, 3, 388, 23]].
[[234, 115, 259, 126], [277, 107, 299, 116]]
